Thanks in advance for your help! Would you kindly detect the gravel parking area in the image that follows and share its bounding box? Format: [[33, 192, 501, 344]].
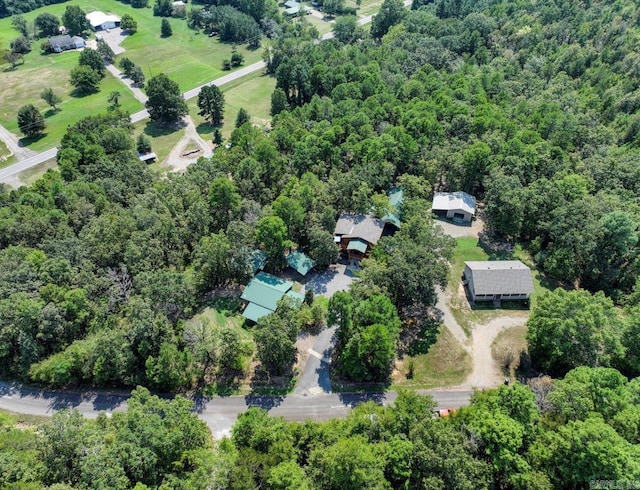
[[303, 263, 355, 297], [97, 27, 127, 55], [435, 217, 484, 238]]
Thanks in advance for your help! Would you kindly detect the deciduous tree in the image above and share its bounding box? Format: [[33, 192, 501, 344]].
[[145, 73, 187, 123], [17, 104, 45, 138], [198, 84, 225, 126], [61, 5, 89, 36], [40, 88, 61, 111]]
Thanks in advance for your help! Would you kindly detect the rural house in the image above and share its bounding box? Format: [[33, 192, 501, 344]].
[[47, 35, 85, 53], [241, 272, 304, 322], [333, 187, 404, 267], [86, 11, 121, 31], [432, 191, 476, 223], [463, 260, 535, 305]]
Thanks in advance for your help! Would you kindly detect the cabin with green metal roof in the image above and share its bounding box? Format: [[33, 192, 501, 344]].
[[240, 272, 304, 322], [286, 251, 316, 276]]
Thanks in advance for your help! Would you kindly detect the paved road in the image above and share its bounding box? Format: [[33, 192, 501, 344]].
[[0, 380, 472, 438]]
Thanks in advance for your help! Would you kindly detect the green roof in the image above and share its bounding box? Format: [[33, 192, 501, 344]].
[[347, 238, 369, 254], [286, 290, 305, 303], [241, 272, 295, 322], [382, 187, 404, 228], [286, 251, 316, 276], [243, 302, 274, 323], [251, 250, 268, 274]]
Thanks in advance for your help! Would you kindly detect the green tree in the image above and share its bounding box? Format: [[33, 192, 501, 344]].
[[271, 87, 287, 116], [145, 340, 189, 390], [118, 56, 135, 76], [256, 216, 290, 271], [136, 133, 151, 154], [62, 5, 89, 36], [231, 52, 244, 67], [254, 314, 297, 376], [526, 289, 626, 374], [69, 65, 101, 93], [10, 35, 30, 54], [11, 15, 29, 37], [198, 84, 225, 126], [370, 0, 405, 39], [120, 13, 138, 33], [308, 436, 388, 489], [40, 87, 61, 112], [107, 90, 121, 110], [78, 48, 105, 77], [340, 323, 396, 382], [145, 73, 187, 123], [235, 107, 251, 128], [96, 39, 115, 63], [161, 18, 172, 37], [308, 226, 339, 266], [17, 104, 45, 138], [268, 461, 311, 490], [130, 65, 146, 87], [333, 15, 358, 43], [34, 12, 60, 37], [209, 177, 241, 231], [323, 0, 345, 16]]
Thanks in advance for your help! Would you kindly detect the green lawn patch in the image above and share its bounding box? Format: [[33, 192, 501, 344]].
[[189, 71, 276, 141], [0, 49, 142, 151], [132, 119, 185, 167], [392, 327, 472, 390]]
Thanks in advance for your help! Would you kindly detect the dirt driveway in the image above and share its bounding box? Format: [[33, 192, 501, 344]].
[[435, 217, 484, 239]]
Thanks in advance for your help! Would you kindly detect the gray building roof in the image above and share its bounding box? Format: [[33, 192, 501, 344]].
[[465, 260, 534, 296], [48, 34, 73, 47], [432, 191, 476, 215], [334, 213, 385, 246]]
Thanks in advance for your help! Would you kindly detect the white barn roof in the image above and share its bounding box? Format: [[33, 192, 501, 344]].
[[465, 261, 534, 296], [432, 191, 476, 215], [86, 11, 121, 28]]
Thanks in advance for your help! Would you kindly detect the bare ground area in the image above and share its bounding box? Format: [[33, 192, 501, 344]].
[[162, 116, 213, 172]]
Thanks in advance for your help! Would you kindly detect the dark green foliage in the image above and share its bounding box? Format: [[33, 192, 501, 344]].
[[136, 133, 151, 154], [370, 0, 405, 39], [11, 14, 28, 36], [198, 84, 225, 126], [145, 73, 187, 123], [34, 12, 60, 37], [189, 5, 261, 43], [78, 49, 105, 77], [69, 65, 101, 93], [96, 39, 115, 63], [153, 0, 173, 16], [17, 104, 45, 137], [120, 13, 137, 33], [61, 5, 88, 36], [10, 35, 30, 54], [235, 107, 250, 128], [161, 17, 172, 37]]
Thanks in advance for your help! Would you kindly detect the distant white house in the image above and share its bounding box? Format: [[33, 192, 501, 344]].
[[86, 11, 121, 31], [432, 191, 476, 223]]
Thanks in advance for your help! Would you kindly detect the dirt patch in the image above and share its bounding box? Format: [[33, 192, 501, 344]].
[[162, 116, 213, 172], [491, 325, 528, 378]]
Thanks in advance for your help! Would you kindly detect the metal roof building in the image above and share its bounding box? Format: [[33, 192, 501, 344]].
[[241, 272, 304, 322], [432, 191, 476, 223], [286, 251, 316, 276]]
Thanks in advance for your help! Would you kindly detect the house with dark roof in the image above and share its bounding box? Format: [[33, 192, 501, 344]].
[[333, 188, 404, 266], [463, 260, 534, 305], [241, 272, 304, 322], [432, 191, 476, 223], [47, 35, 85, 53]]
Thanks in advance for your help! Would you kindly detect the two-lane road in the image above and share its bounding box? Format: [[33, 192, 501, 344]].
[[0, 380, 472, 438]]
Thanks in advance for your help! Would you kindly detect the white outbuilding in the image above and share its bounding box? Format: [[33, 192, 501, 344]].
[[86, 11, 121, 31]]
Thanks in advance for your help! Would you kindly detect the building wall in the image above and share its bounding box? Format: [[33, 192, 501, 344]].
[[445, 209, 472, 222]]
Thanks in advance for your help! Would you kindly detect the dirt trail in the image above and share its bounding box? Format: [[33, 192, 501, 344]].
[[435, 289, 471, 352], [459, 315, 528, 389], [162, 116, 213, 172]]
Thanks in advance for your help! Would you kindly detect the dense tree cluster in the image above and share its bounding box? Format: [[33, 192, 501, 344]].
[[0, 0, 67, 18]]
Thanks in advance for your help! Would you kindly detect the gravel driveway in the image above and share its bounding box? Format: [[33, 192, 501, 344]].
[[303, 263, 354, 297], [97, 27, 127, 55]]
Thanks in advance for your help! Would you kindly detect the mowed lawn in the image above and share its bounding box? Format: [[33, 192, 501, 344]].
[[0, 50, 142, 152], [189, 72, 276, 140]]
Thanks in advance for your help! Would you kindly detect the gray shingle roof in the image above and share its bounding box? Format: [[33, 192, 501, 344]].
[[465, 260, 534, 296], [334, 213, 384, 245]]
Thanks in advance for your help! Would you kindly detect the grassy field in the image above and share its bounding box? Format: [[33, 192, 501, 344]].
[[392, 327, 472, 390], [189, 71, 276, 141], [0, 48, 142, 151], [0, 140, 14, 168], [132, 119, 185, 167]]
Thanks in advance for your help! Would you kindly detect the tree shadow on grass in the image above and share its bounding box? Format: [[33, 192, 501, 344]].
[[69, 88, 99, 98], [142, 119, 185, 138], [18, 133, 46, 147], [195, 121, 216, 137]]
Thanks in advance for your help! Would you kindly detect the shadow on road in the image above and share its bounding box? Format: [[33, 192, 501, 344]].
[[244, 394, 285, 410], [337, 391, 387, 408]]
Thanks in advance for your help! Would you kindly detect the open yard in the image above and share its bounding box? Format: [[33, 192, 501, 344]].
[[447, 236, 553, 333], [0, 140, 13, 168], [189, 71, 276, 141], [392, 327, 472, 390], [132, 119, 185, 168], [0, 49, 142, 152]]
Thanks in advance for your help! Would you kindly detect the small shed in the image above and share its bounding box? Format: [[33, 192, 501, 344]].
[[241, 272, 304, 322], [286, 251, 316, 276], [138, 152, 157, 163], [432, 191, 476, 223], [463, 260, 534, 304]]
